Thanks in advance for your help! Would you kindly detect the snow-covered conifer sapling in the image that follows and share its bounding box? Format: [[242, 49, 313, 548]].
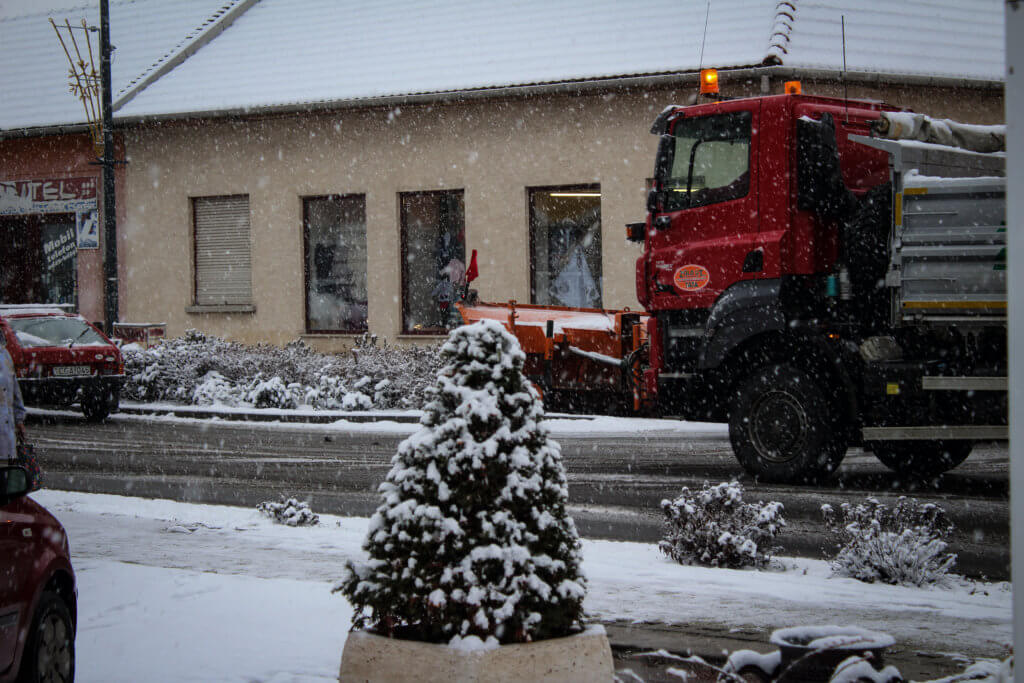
[[337, 320, 586, 646]]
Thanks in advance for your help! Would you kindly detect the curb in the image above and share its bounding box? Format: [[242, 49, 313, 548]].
[[117, 405, 423, 423], [115, 404, 599, 424]]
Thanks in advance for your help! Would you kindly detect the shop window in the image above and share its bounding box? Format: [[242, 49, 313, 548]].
[[400, 190, 465, 334], [192, 195, 252, 306], [303, 195, 367, 333], [0, 215, 77, 306], [529, 185, 602, 308]]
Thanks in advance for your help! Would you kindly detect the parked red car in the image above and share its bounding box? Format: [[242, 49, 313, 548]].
[[0, 305, 123, 421], [0, 465, 76, 683]]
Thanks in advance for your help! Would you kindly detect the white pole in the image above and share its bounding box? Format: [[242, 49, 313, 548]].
[[1005, 0, 1022, 668]]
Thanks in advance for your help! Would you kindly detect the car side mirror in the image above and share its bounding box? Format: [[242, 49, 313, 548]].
[[1, 466, 31, 506]]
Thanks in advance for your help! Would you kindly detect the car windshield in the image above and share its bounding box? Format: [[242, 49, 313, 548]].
[[7, 316, 106, 347]]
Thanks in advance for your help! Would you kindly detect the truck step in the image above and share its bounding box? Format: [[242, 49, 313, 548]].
[[862, 425, 1007, 440]]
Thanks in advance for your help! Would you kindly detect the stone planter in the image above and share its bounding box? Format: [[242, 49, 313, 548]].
[[768, 625, 897, 682], [338, 623, 613, 683]]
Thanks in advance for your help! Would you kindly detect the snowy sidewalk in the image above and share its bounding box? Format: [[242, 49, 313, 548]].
[[32, 490, 1011, 683], [114, 401, 732, 439]]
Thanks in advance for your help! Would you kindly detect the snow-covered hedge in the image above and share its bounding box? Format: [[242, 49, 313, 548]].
[[659, 481, 785, 569], [822, 496, 957, 587], [337, 320, 586, 645], [123, 330, 441, 411]]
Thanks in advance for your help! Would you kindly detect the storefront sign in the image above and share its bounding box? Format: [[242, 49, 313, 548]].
[[43, 225, 77, 270], [0, 177, 98, 216]]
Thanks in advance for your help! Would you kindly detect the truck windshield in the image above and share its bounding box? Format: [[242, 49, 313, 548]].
[[8, 316, 106, 348], [663, 111, 752, 212]]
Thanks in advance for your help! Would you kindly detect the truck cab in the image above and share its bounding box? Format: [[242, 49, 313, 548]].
[[638, 90, 1006, 482]]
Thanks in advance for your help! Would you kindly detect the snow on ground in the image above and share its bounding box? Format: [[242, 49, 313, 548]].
[[101, 404, 733, 439], [30, 489, 1011, 683]]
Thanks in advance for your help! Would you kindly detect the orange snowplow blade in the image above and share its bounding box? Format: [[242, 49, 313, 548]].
[[456, 300, 650, 412]]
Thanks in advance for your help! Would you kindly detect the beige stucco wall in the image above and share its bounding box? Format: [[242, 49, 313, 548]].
[[122, 88, 679, 349], [120, 77, 1003, 349]]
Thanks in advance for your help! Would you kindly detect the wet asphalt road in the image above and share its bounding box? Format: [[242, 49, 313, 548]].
[[24, 409, 1010, 580]]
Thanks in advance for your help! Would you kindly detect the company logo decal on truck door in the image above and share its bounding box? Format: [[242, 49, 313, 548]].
[[673, 264, 710, 292]]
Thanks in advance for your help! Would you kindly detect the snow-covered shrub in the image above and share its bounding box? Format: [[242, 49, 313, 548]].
[[305, 374, 345, 409], [822, 496, 956, 586], [337, 320, 586, 645], [659, 481, 784, 569], [245, 375, 298, 409], [925, 657, 1013, 683], [257, 496, 320, 526], [340, 391, 372, 411], [121, 330, 443, 410], [191, 371, 243, 406]]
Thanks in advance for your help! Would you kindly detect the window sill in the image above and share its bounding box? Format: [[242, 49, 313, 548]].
[[300, 332, 367, 338], [185, 304, 256, 314], [396, 333, 447, 340]]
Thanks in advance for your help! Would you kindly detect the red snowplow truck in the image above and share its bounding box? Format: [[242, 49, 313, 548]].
[[460, 84, 1006, 483]]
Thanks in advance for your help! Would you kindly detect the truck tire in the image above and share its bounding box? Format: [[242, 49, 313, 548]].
[[729, 364, 847, 483], [867, 440, 972, 478]]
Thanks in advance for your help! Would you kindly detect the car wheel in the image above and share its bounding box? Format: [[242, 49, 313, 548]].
[[868, 440, 973, 478], [81, 399, 110, 422], [729, 364, 847, 483], [18, 590, 75, 683], [82, 388, 116, 422]]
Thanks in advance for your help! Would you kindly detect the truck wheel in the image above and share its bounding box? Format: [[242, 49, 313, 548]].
[[729, 364, 847, 483], [868, 440, 972, 478]]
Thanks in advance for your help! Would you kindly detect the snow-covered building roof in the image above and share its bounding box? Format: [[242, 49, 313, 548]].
[[0, 0, 1006, 131], [779, 0, 1004, 81], [0, 0, 251, 131], [115, 0, 1005, 121]]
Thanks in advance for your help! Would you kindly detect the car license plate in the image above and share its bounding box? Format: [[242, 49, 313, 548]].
[[52, 366, 93, 377]]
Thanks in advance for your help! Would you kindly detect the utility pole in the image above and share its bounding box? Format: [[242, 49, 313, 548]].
[[100, 0, 118, 334]]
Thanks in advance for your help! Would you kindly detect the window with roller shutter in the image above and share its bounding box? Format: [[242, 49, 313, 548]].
[[191, 195, 252, 308]]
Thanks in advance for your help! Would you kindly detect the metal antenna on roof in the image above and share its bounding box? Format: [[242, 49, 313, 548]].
[[698, 1, 711, 69], [51, 18, 103, 159], [696, 0, 711, 99], [841, 15, 849, 123]]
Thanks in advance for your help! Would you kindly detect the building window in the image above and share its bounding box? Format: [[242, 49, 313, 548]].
[[192, 195, 252, 306], [529, 185, 602, 308], [400, 190, 465, 334], [303, 195, 367, 333]]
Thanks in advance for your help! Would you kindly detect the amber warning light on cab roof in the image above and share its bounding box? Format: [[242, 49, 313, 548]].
[[785, 80, 802, 95], [699, 68, 719, 95]]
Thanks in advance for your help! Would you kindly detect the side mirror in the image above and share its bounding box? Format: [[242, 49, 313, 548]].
[[1, 466, 31, 506], [654, 134, 675, 181], [647, 189, 666, 214]]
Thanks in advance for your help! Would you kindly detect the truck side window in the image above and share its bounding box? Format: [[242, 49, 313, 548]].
[[662, 111, 752, 212]]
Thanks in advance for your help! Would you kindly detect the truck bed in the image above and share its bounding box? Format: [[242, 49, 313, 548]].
[[851, 135, 1006, 325]]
